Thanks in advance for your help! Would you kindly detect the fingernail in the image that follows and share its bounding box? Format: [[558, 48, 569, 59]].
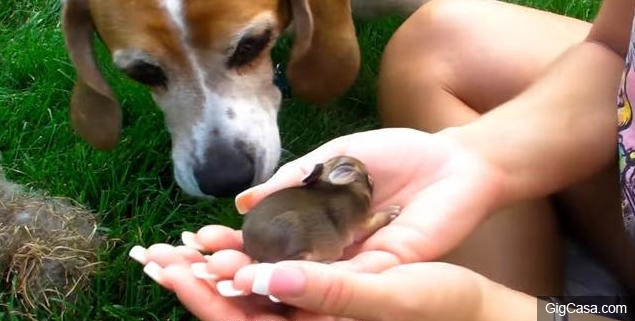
[[269, 265, 307, 297], [181, 231, 204, 250], [235, 188, 256, 214], [216, 280, 246, 297], [191, 263, 217, 280], [143, 262, 162, 283], [252, 263, 275, 295], [252, 264, 307, 297], [204, 255, 214, 261], [269, 295, 281, 303], [128, 245, 147, 264]]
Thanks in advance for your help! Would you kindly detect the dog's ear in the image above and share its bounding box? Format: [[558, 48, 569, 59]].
[[287, 0, 360, 103], [62, 0, 121, 150]]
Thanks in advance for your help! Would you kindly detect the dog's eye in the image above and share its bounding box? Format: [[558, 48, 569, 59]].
[[227, 29, 272, 68], [124, 61, 167, 88]]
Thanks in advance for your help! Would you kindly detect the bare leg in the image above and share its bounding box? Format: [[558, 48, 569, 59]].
[[379, 0, 591, 129], [378, 0, 592, 296], [556, 167, 635, 293]]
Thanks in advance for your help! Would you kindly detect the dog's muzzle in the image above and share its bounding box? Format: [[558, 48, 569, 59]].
[[191, 139, 255, 197]]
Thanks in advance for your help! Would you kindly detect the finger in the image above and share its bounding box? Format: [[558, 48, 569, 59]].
[[233, 262, 389, 320], [234, 163, 311, 214], [160, 265, 247, 321], [181, 225, 243, 252], [331, 250, 401, 273], [235, 137, 349, 214], [175, 246, 207, 262], [143, 244, 202, 267], [191, 249, 252, 281], [128, 245, 149, 265], [294, 310, 357, 321]]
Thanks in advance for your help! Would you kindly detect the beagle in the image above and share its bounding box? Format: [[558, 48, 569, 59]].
[[61, 0, 424, 197]]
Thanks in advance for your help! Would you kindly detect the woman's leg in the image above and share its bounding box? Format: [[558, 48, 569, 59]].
[[556, 167, 635, 294], [379, 0, 591, 129], [378, 0, 592, 295]]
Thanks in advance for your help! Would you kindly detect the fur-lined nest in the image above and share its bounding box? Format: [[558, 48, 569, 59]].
[[0, 171, 103, 312]]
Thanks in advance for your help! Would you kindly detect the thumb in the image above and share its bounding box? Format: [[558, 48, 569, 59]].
[[233, 262, 389, 321], [235, 136, 349, 214]]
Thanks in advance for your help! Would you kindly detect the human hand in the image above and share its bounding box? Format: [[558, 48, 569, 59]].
[[128, 237, 534, 321], [128, 127, 510, 320], [225, 260, 535, 321], [128, 230, 341, 321], [236, 128, 507, 269]]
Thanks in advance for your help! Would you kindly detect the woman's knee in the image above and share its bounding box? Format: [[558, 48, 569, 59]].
[[378, 0, 484, 129], [381, 0, 471, 75], [381, 0, 483, 69]]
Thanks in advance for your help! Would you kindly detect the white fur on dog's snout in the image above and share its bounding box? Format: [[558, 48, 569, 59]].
[[167, 86, 282, 197], [164, 63, 282, 197], [191, 89, 281, 179], [152, 0, 281, 197]]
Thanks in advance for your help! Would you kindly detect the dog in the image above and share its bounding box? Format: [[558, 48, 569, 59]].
[[61, 0, 424, 197]]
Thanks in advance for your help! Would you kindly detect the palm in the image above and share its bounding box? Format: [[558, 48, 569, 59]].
[[138, 129, 504, 320], [204, 296, 287, 321], [237, 129, 501, 267], [170, 282, 348, 321], [317, 129, 503, 263], [139, 243, 351, 321]]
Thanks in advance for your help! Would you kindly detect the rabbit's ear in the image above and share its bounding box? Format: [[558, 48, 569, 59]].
[[327, 163, 358, 185], [302, 163, 324, 185]]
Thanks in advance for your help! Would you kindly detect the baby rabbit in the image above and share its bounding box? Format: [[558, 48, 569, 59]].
[[242, 156, 400, 263]]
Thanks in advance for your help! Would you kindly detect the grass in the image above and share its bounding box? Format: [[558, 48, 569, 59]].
[[0, 0, 601, 319]]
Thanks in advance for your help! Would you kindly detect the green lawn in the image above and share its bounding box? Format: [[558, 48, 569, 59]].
[[0, 0, 601, 320]]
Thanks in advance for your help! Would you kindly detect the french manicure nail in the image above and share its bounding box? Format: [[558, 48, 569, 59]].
[[181, 231, 204, 250], [252, 263, 275, 295], [269, 295, 281, 303], [128, 245, 147, 264], [191, 263, 217, 280], [143, 262, 162, 283], [216, 280, 246, 297], [268, 265, 306, 297]]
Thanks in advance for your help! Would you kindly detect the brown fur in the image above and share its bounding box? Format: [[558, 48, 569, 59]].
[[242, 156, 382, 263], [62, 0, 361, 149], [288, 0, 360, 102]]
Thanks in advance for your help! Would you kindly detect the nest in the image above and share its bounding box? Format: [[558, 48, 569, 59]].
[[0, 170, 103, 312]]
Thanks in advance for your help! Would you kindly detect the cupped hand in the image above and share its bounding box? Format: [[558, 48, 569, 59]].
[[127, 128, 509, 320], [128, 230, 530, 321], [227, 260, 531, 321], [128, 228, 346, 321], [236, 128, 506, 269]]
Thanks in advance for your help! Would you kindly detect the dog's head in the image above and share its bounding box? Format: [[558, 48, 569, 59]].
[[62, 0, 360, 197]]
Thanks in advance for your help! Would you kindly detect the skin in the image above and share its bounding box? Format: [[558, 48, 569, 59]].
[[130, 0, 633, 320], [378, 0, 633, 292]]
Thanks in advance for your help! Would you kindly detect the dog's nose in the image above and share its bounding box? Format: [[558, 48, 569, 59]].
[[193, 141, 255, 197]]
